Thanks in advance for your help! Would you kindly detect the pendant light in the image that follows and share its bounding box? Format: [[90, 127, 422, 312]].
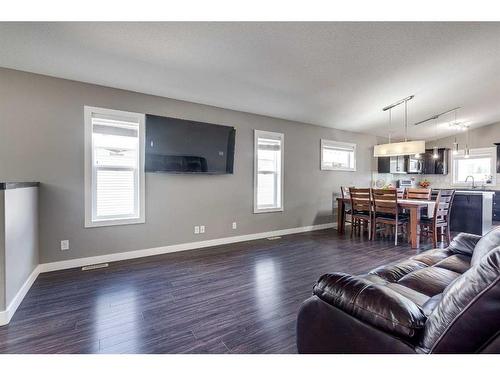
[[452, 109, 459, 155], [432, 147, 439, 159], [464, 125, 470, 158], [373, 95, 425, 157], [432, 118, 439, 159]]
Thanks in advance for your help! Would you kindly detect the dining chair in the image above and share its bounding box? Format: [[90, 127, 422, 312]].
[[349, 188, 372, 240], [340, 186, 354, 228], [372, 189, 408, 245], [404, 188, 431, 200], [420, 189, 456, 247], [396, 188, 405, 199]]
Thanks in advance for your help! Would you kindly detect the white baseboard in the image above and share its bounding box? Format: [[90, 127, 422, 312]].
[[0, 222, 335, 325], [0, 265, 41, 326], [39, 222, 335, 273]]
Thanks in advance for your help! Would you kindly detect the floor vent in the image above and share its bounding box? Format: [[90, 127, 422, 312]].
[[267, 236, 282, 240], [82, 263, 109, 271]]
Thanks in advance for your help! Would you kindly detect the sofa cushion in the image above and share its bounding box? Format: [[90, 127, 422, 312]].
[[369, 259, 428, 283], [434, 254, 471, 274], [385, 283, 430, 307], [313, 273, 426, 338], [420, 246, 500, 353], [397, 267, 461, 297], [471, 227, 500, 266], [448, 232, 482, 257], [410, 249, 451, 266]]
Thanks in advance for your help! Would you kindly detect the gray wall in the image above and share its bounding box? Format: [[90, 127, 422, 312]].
[[4, 187, 39, 306], [418, 122, 500, 188], [0, 68, 379, 263]]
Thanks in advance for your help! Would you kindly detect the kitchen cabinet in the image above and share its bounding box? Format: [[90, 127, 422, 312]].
[[495, 143, 500, 174], [377, 149, 448, 174], [451, 191, 494, 235], [421, 148, 449, 175], [377, 156, 407, 173], [377, 157, 390, 173], [493, 191, 500, 222], [389, 156, 406, 173]]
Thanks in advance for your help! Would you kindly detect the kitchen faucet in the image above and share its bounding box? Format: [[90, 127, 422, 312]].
[[465, 175, 476, 189]]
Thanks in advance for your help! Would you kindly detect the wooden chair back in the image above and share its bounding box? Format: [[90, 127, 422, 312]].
[[341, 186, 354, 199], [405, 188, 431, 200], [372, 189, 398, 216], [433, 189, 455, 223], [349, 188, 371, 214], [396, 188, 405, 199]]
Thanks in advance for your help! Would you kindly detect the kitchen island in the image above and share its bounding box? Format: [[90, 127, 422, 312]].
[[450, 190, 495, 235]]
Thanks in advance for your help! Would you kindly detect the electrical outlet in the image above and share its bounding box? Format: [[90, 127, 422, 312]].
[[200, 225, 205, 234], [232, 222, 237, 230], [60, 240, 69, 251], [194, 226, 200, 234]]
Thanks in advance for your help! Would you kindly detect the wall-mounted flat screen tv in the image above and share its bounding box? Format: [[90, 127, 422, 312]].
[[145, 114, 235, 174]]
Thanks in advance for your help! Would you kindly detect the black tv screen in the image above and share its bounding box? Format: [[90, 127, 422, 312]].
[[145, 114, 235, 174]]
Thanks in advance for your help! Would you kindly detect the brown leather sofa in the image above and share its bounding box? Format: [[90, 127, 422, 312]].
[[296, 227, 500, 353]]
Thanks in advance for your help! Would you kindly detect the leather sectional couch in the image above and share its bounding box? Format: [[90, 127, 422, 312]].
[[296, 227, 500, 353]]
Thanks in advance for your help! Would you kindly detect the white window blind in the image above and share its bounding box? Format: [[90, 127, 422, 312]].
[[85, 107, 145, 227], [254, 130, 284, 213], [321, 140, 356, 171]]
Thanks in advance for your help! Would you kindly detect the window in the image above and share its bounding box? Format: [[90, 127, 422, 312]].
[[321, 140, 356, 171], [84, 106, 145, 227], [254, 130, 284, 213], [452, 147, 497, 186]]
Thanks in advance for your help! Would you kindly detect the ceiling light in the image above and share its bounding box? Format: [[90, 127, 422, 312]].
[[373, 95, 425, 157]]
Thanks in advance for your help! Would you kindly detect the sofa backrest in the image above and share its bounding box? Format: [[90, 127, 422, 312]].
[[419, 246, 500, 353], [471, 226, 500, 266]]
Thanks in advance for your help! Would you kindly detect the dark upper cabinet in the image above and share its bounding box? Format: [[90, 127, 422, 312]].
[[421, 151, 434, 174], [377, 157, 391, 173], [421, 148, 449, 175], [377, 156, 407, 173], [376, 149, 448, 174], [435, 148, 448, 174]]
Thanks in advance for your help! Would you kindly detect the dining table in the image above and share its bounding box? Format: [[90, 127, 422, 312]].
[[336, 197, 436, 249]]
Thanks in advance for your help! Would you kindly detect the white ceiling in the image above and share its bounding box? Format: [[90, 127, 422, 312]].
[[1, 22, 500, 140]]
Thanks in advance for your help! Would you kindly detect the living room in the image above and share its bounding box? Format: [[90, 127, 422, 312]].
[[0, 1, 499, 373]]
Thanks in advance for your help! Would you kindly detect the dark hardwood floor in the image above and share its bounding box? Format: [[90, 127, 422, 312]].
[[0, 229, 434, 354]]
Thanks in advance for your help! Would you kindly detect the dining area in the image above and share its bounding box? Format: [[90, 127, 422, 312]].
[[336, 187, 455, 249]]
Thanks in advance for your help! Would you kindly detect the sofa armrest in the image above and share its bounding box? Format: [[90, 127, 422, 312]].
[[447, 232, 482, 256], [313, 273, 426, 338], [297, 296, 416, 353]]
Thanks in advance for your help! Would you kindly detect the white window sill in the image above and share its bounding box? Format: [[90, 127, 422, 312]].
[[321, 167, 357, 172], [254, 207, 284, 214], [85, 217, 145, 228]]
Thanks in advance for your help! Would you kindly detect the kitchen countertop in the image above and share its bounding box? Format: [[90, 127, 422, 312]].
[[455, 190, 495, 196], [0, 182, 40, 190]]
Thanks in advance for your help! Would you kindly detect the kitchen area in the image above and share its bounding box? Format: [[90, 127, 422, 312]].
[[373, 142, 500, 235]]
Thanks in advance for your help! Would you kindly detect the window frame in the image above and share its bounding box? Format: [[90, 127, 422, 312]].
[[320, 139, 357, 171], [253, 130, 284, 214], [84, 106, 146, 228], [451, 146, 497, 186]]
